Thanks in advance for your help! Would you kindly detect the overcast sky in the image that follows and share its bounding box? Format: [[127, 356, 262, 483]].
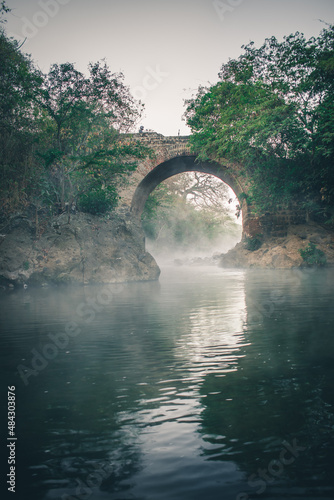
[[5, 0, 334, 136]]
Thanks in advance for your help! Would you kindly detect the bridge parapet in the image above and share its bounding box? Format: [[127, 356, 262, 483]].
[[130, 132, 192, 163], [118, 133, 194, 205]]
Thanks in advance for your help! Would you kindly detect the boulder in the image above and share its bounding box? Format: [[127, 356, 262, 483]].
[[0, 212, 160, 286]]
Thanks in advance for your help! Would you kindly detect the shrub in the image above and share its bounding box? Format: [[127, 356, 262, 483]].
[[243, 235, 263, 251], [78, 187, 118, 215], [299, 242, 327, 267]]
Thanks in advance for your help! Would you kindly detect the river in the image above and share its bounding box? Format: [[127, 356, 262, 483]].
[[1, 266, 334, 499]]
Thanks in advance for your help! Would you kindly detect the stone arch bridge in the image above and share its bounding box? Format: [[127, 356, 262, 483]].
[[120, 132, 305, 237]]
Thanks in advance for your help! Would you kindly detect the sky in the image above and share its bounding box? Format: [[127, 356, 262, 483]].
[[4, 0, 334, 136]]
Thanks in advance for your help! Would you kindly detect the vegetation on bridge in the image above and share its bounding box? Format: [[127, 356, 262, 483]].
[[185, 24, 334, 225]]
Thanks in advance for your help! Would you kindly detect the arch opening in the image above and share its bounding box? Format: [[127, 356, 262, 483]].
[[131, 156, 246, 220], [131, 156, 245, 263]]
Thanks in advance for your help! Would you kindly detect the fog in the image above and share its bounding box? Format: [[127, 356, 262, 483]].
[[146, 225, 242, 266], [143, 173, 243, 266]]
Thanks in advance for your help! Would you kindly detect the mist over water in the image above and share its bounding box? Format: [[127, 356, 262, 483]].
[[145, 220, 242, 266], [143, 173, 243, 266], [1, 266, 334, 499]]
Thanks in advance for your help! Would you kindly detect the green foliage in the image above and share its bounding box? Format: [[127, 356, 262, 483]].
[[184, 25, 334, 219], [299, 242, 327, 267], [0, 13, 148, 221], [36, 61, 146, 211], [23, 261, 30, 270], [141, 184, 175, 240], [78, 186, 118, 215], [243, 235, 263, 252], [0, 24, 44, 215]]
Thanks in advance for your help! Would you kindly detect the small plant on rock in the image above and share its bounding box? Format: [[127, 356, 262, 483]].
[[243, 235, 263, 252], [78, 187, 118, 215], [299, 242, 327, 267]]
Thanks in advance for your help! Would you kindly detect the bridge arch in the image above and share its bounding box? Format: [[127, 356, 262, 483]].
[[130, 155, 248, 231]]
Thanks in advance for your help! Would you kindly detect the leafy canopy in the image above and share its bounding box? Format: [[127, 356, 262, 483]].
[[0, 1, 149, 221], [0, 21, 43, 214], [185, 25, 334, 219], [36, 60, 148, 213]]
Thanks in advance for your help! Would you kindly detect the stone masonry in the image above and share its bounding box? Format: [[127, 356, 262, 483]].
[[120, 132, 306, 238]]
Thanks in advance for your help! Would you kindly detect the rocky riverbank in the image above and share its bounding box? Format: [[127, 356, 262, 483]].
[[1, 213, 333, 287], [219, 222, 334, 269], [0, 211, 160, 287]]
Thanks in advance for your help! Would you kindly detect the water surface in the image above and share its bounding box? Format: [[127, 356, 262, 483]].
[[1, 266, 334, 499]]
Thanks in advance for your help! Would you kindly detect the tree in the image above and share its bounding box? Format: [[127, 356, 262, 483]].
[[0, 19, 43, 216], [0, 2, 150, 223], [0, 1, 9, 23], [184, 25, 334, 221], [168, 172, 232, 209], [37, 61, 147, 214]]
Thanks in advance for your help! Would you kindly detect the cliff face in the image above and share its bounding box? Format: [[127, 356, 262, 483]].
[[0, 211, 160, 286], [219, 223, 334, 269]]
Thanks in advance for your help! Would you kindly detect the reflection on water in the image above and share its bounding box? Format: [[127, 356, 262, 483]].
[[0, 267, 334, 499]]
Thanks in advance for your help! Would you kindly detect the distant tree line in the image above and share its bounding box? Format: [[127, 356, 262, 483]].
[[185, 24, 334, 225]]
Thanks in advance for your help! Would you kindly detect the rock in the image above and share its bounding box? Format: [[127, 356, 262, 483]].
[[219, 223, 334, 269], [271, 253, 295, 268], [0, 212, 160, 286]]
